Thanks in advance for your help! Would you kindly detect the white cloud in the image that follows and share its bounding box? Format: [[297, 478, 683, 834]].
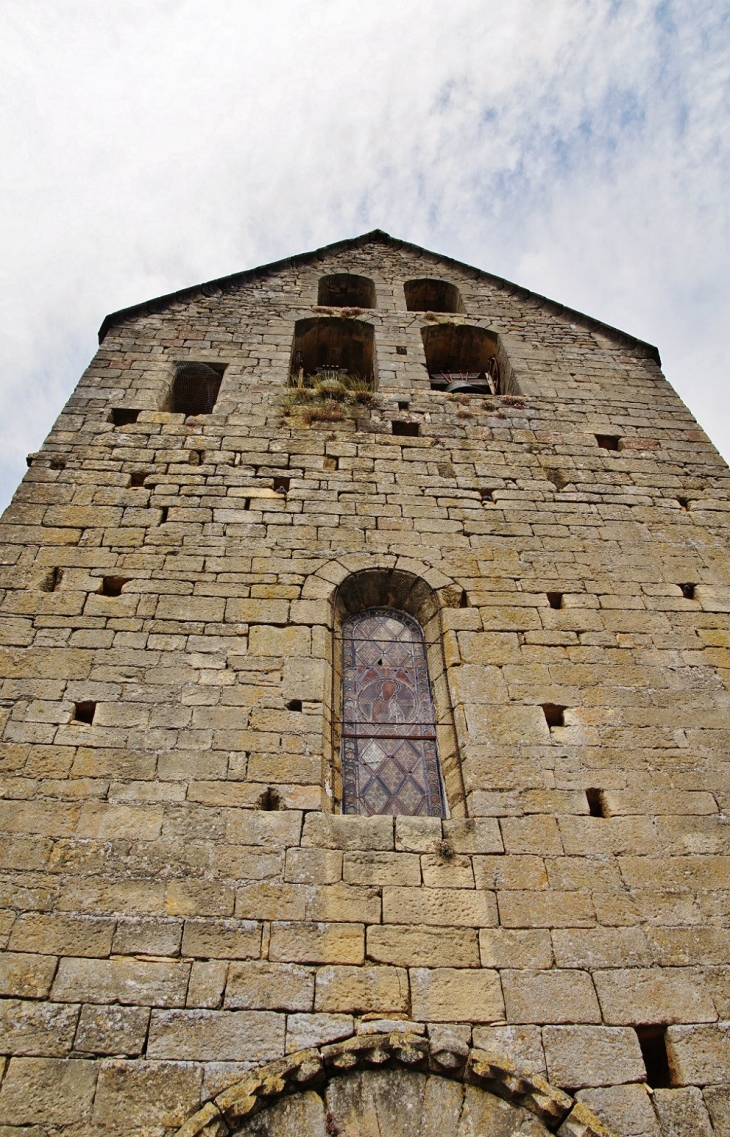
[[0, 0, 728, 508]]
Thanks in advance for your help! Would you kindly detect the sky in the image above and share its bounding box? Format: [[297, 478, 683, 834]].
[[0, 0, 728, 512]]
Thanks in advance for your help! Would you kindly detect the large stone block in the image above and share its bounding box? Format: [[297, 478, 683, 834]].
[[51, 957, 190, 1006], [576, 1084, 661, 1137], [92, 1059, 203, 1130], [74, 1003, 150, 1056], [543, 1025, 646, 1089], [653, 1087, 714, 1137], [0, 951, 57, 998], [181, 918, 262, 960], [269, 921, 365, 964], [666, 1023, 730, 1084], [147, 1008, 285, 1061], [502, 969, 601, 1024], [0, 1057, 98, 1126], [315, 965, 409, 1014], [383, 886, 497, 927], [225, 961, 314, 1011], [594, 968, 717, 1025], [410, 967, 504, 1022], [302, 812, 394, 850], [0, 999, 79, 1056], [368, 924, 480, 968]]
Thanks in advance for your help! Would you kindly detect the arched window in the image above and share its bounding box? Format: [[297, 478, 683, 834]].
[[421, 324, 501, 394], [290, 317, 375, 386], [168, 362, 225, 415], [340, 607, 445, 817], [318, 274, 376, 309], [404, 278, 463, 314]]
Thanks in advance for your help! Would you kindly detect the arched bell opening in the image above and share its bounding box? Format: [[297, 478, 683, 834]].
[[404, 278, 464, 314], [290, 317, 375, 388], [421, 324, 503, 395], [318, 273, 376, 309]]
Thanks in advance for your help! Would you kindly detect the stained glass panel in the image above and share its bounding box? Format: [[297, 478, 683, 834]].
[[340, 608, 445, 816]]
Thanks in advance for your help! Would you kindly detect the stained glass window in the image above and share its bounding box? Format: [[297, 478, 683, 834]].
[[340, 608, 445, 817]]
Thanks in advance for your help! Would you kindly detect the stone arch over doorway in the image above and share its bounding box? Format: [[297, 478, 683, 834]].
[[172, 1032, 616, 1137]]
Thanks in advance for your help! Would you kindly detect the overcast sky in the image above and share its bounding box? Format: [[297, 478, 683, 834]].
[[1, 0, 728, 512]]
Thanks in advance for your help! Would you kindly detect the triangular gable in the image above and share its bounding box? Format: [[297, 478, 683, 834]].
[[97, 229, 660, 364]]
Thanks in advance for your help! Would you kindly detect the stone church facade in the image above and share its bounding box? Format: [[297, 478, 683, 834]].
[[0, 231, 728, 1135]]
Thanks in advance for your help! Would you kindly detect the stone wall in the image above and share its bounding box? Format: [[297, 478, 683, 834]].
[[0, 233, 728, 1136]]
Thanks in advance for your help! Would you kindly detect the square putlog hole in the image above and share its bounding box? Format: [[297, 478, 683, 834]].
[[542, 703, 566, 728], [635, 1027, 672, 1088], [273, 476, 290, 494], [72, 701, 96, 725], [392, 421, 420, 437], [101, 576, 130, 597], [680, 582, 696, 599], [129, 471, 147, 487], [595, 434, 620, 450], [546, 591, 563, 609]]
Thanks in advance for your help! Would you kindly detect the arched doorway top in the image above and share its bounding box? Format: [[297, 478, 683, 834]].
[[172, 1030, 618, 1137]]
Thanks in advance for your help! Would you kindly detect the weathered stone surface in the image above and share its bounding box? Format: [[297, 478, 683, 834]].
[[8, 912, 115, 956], [0, 1056, 97, 1125], [315, 964, 409, 1014], [74, 1003, 150, 1055], [653, 1087, 714, 1137], [0, 951, 57, 998], [502, 970, 601, 1024], [92, 1058, 203, 1130], [181, 918, 261, 959], [383, 886, 497, 927], [1, 233, 729, 1136], [52, 956, 190, 1005], [367, 924, 480, 968], [285, 1012, 354, 1052], [147, 1008, 285, 1061], [666, 1023, 730, 1084], [594, 968, 717, 1025], [576, 1084, 661, 1136], [225, 961, 314, 1011], [0, 998, 79, 1055], [543, 1026, 646, 1089], [269, 922, 364, 964], [410, 967, 504, 1022]]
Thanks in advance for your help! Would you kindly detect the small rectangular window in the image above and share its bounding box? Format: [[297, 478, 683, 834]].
[[111, 408, 141, 426], [586, 788, 606, 817], [542, 703, 565, 728], [392, 421, 420, 437], [635, 1027, 671, 1088], [72, 701, 96, 725]]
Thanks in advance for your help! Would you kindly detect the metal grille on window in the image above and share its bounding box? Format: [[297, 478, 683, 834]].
[[340, 608, 445, 817], [171, 363, 222, 416]]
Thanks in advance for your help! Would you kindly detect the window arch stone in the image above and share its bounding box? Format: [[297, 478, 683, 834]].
[[330, 568, 465, 817]]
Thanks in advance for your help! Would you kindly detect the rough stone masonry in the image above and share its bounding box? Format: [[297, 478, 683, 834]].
[[0, 230, 728, 1136]]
